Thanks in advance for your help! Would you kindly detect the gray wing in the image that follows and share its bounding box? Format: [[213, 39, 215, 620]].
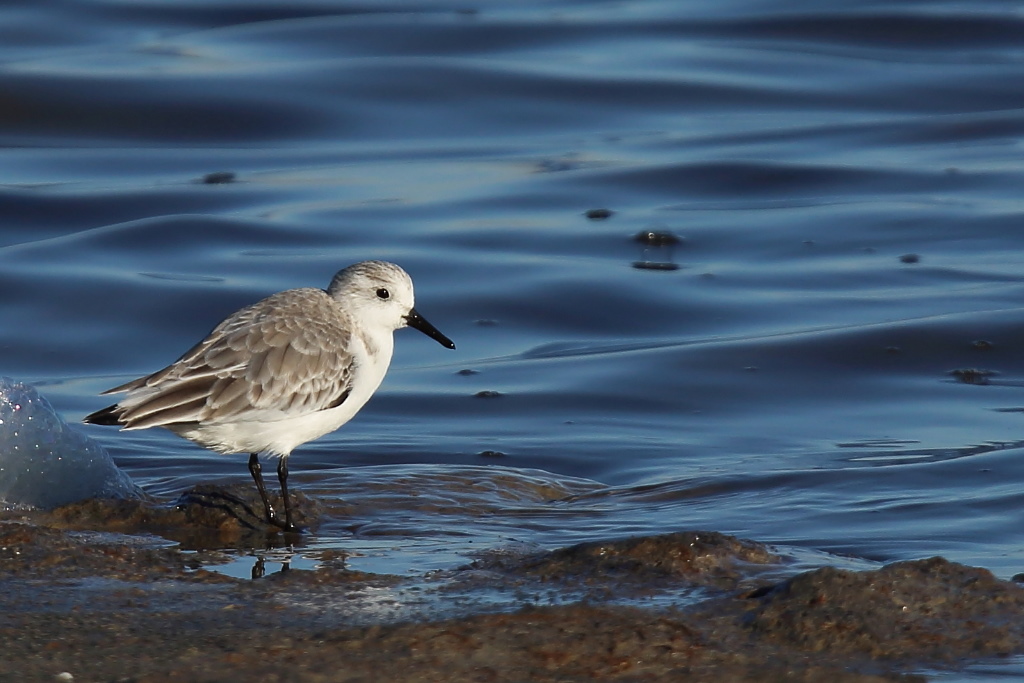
[[106, 289, 355, 429]]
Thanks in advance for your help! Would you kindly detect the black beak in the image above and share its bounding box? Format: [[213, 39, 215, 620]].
[[405, 308, 456, 349]]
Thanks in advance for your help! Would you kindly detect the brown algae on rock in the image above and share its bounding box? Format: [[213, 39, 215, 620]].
[[1, 501, 1023, 681]]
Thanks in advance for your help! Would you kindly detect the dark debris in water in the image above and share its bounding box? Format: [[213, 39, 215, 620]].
[[899, 253, 920, 264], [474, 390, 503, 398], [584, 207, 614, 220], [633, 229, 682, 247], [632, 226, 683, 271], [199, 171, 237, 184], [949, 368, 997, 385], [631, 260, 680, 271]]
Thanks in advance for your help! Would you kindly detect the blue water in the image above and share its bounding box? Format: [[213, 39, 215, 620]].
[[3, 0, 1024, 656]]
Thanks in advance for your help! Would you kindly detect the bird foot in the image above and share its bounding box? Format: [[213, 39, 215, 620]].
[[266, 513, 305, 534]]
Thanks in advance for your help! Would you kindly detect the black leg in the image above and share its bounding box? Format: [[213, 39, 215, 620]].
[[277, 456, 296, 531], [248, 452, 278, 525], [251, 556, 266, 580]]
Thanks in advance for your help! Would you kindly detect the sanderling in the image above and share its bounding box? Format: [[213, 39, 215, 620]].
[[85, 260, 455, 531]]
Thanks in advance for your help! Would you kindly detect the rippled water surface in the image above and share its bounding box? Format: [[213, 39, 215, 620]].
[[4, 0, 1024, 648]]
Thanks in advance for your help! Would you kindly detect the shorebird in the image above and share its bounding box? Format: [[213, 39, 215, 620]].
[[85, 260, 455, 531]]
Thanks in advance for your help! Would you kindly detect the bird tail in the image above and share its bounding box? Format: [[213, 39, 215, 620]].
[[83, 405, 124, 426]]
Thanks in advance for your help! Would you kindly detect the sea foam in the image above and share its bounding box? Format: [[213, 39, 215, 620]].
[[0, 377, 140, 509]]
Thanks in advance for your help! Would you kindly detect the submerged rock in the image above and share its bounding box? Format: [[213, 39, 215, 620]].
[[0, 377, 141, 509]]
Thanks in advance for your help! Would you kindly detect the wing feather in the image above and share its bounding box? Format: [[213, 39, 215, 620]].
[[107, 288, 355, 428]]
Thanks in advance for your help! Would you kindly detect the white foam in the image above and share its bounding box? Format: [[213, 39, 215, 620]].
[[0, 377, 141, 509]]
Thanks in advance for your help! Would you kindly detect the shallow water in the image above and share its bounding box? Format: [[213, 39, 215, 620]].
[[3, 0, 1024, 664]]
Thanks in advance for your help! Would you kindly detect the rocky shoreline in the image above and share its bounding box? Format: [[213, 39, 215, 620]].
[[2, 489, 1022, 682]]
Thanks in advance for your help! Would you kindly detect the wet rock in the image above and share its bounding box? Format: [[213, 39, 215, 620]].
[[473, 531, 778, 590], [341, 605, 708, 681], [42, 484, 319, 548], [746, 557, 1024, 661], [176, 483, 319, 534], [0, 520, 210, 582], [48, 496, 186, 531], [0, 522, 1020, 682]]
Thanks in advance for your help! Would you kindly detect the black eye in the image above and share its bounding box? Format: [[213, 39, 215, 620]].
[[376, 288, 390, 300]]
